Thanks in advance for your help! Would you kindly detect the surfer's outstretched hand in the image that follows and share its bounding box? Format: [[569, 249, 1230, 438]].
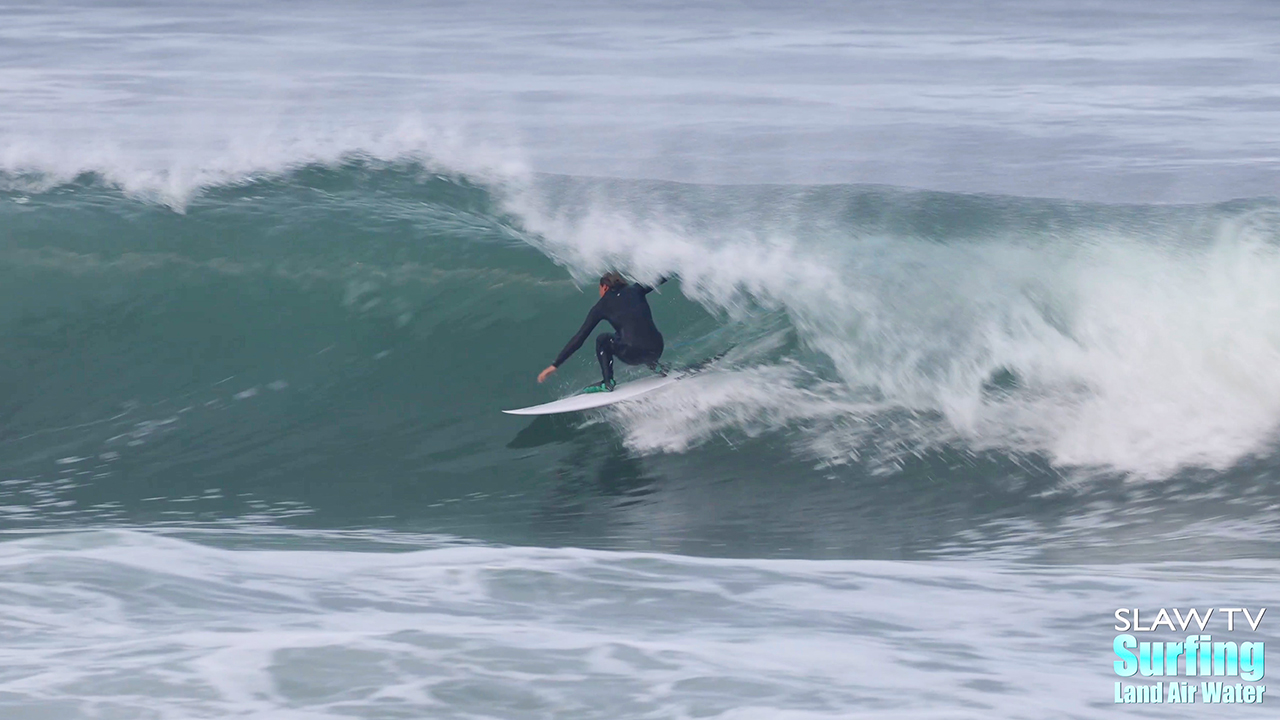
[[537, 365, 557, 383]]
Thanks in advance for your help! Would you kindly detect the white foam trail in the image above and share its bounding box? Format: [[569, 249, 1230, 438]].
[[992, 212, 1280, 473], [0, 530, 1274, 719]]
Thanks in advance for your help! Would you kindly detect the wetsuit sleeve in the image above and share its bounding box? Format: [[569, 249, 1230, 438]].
[[637, 276, 669, 295], [552, 301, 604, 367]]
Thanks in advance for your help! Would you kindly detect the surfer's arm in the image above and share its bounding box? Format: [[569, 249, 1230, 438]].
[[538, 302, 604, 383], [551, 304, 603, 368], [637, 276, 669, 295]]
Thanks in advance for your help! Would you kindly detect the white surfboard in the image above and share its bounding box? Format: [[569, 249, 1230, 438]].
[[503, 374, 681, 416]]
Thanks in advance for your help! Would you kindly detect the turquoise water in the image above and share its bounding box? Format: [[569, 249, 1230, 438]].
[[3, 1, 1280, 717]]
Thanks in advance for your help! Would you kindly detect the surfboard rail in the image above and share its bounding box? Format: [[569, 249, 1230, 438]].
[[503, 374, 682, 415]]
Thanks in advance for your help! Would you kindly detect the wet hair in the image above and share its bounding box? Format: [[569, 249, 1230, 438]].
[[599, 272, 628, 290]]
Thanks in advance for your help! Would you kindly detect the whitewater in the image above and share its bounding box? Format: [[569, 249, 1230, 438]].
[[2, 1, 1279, 718]]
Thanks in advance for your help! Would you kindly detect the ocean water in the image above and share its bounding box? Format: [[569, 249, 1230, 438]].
[[2, 1, 1279, 718]]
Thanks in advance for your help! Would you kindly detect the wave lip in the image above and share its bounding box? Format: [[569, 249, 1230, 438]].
[[0, 122, 530, 210]]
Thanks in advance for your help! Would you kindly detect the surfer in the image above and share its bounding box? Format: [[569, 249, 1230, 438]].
[[537, 272, 668, 393]]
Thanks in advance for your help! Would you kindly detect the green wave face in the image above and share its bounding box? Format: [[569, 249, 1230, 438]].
[[3, 163, 1280, 560], [0, 163, 736, 547]]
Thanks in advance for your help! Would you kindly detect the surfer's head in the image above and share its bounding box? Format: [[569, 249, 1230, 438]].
[[599, 272, 628, 296]]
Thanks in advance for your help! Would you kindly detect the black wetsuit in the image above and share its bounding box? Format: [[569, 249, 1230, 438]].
[[552, 278, 667, 384]]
